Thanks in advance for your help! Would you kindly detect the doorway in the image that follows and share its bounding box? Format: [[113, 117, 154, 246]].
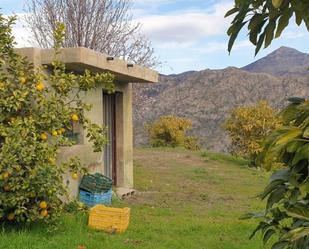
[[103, 91, 117, 185]]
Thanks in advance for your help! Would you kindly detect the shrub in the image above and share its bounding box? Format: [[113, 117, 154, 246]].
[[245, 97, 309, 249], [148, 115, 200, 150], [0, 16, 114, 226], [223, 100, 282, 165]]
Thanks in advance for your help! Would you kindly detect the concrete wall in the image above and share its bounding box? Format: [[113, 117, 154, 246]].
[[61, 83, 134, 199]]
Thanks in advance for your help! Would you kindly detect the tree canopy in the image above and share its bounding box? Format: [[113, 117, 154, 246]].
[[226, 0, 309, 55]]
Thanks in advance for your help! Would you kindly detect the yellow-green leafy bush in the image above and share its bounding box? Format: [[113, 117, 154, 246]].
[[148, 115, 200, 150], [223, 101, 282, 164]]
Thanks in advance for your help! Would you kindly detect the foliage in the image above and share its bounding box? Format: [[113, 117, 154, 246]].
[[0, 15, 114, 226], [223, 101, 282, 165], [148, 115, 200, 150], [226, 0, 309, 54], [244, 98, 309, 248]]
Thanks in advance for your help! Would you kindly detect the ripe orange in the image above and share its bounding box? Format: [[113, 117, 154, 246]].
[[40, 209, 48, 217], [7, 213, 15, 221], [52, 130, 58, 136], [19, 77, 27, 84], [40, 133, 48, 141], [39, 201, 48, 209], [71, 173, 78, 180], [71, 114, 79, 122], [36, 82, 45, 91]]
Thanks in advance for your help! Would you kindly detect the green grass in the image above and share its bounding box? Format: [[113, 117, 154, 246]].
[[0, 148, 271, 249]]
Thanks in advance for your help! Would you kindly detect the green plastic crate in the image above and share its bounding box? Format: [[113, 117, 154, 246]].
[[79, 173, 112, 194]]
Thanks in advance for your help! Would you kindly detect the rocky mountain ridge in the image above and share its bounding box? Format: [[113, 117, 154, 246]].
[[133, 47, 309, 151]]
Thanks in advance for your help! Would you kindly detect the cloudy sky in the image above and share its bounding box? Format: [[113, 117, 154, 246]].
[[2, 0, 309, 74]]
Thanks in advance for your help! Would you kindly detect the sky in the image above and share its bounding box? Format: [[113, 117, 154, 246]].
[[1, 0, 309, 74]]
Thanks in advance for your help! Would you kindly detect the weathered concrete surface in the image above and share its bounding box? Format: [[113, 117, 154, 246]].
[[17, 47, 158, 83], [16, 47, 158, 199]]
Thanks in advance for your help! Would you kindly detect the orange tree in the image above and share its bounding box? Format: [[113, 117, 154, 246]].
[[0, 15, 114, 225], [223, 100, 282, 165]]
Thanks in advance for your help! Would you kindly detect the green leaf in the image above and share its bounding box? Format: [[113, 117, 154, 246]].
[[266, 186, 286, 209], [303, 126, 309, 139], [225, 7, 239, 18], [270, 169, 290, 182], [255, 32, 266, 55], [264, 20, 277, 48], [287, 206, 309, 221], [276, 128, 302, 145], [275, 8, 293, 38], [292, 143, 309, 165], [263, 229, 276, 244], [271, 241, 289, 249], [228, 21, 248, 53]]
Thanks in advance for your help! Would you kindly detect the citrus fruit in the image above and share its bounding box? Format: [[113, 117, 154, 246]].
[[71, 173, 78, 180], [40, 209, 48, 217], [39, 201, 48, 209], [36, 82, 45, 91], [71, 114, 79, 122], [52, 130, 58, 136], [40, 133, 48, 140]]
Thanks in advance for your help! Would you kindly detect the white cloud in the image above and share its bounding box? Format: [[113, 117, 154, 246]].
[[135, 1, 232, 44], [8, 13, 32, 47]]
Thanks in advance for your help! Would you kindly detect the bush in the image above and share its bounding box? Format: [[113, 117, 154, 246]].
[[0, 16, 114, 226], [148, 115, 200, 150], [223, 100, 282, 165]]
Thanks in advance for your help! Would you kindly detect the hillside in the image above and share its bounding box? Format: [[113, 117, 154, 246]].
[[133, 47, 309, 151]]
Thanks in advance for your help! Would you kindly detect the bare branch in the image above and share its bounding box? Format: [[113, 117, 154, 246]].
[[25, 0, 159, 67]]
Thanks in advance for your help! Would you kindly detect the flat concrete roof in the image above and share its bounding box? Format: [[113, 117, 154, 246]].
[[16, 47, 158, 83]]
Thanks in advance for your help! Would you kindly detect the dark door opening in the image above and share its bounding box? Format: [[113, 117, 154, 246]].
[[103, 92, 117, 185]]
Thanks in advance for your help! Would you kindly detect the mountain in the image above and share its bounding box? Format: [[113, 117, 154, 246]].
[[133, 47, 309, 151], [242, 46, 309, 76]]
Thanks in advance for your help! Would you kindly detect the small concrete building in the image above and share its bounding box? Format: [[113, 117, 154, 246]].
[[17, 47, 158, 197]]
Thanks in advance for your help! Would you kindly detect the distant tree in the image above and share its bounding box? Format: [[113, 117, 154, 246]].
[[223, 100, 282, 165], [148, 115, 200, 151], [226, 0, 309, 55], [25, 0, 158, 67]]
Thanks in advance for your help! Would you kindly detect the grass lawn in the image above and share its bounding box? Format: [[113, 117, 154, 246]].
[[0, 148, 271, 249]]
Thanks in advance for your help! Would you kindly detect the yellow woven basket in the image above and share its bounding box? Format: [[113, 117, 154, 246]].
[[88, 205, 131, 233]]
